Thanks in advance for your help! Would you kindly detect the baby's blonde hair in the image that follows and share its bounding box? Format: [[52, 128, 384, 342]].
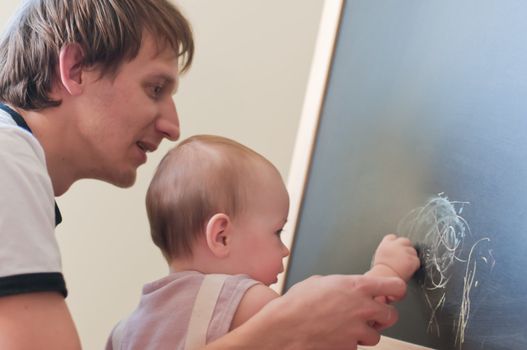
[[146, 135, 277, 261]]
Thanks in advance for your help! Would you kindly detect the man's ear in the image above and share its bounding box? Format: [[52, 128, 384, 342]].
[[58, 43, 85, 95], [205, 213, 232, 258]]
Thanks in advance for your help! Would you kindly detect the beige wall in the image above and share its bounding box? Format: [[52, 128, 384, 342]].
[[1, 0, 324, 348]]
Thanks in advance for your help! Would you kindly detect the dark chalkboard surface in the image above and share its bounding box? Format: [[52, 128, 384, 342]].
[[284, 1, 527, 349]]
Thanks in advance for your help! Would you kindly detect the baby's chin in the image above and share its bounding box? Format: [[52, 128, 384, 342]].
[[263, 276, 278, 287]]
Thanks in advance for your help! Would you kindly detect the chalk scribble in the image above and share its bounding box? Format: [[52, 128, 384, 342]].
[[398, 194, 495, 349]]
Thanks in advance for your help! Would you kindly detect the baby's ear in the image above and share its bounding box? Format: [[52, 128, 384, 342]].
[[205, 213, 231, 258]]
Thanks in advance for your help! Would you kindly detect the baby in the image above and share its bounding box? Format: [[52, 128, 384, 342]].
[[107, 135, 419, 349]]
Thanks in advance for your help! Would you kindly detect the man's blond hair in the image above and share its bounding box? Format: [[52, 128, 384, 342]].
[[0, 0, 193, 109]]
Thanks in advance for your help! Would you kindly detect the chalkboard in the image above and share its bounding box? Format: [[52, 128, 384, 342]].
[[283, 1, 527, 349]]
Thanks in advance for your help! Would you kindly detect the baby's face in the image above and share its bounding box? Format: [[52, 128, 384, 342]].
[[228, 167, 290, 286]]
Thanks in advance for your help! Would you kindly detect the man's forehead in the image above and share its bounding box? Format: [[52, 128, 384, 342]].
[[129, 39, 180, 77], [140, 31, 180, 60]]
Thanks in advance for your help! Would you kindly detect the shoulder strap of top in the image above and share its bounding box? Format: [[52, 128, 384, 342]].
[[110, 274, 227, 350], [184, 274, 228, 350]]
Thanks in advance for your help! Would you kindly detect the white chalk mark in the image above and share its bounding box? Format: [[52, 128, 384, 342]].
[[398, 194, 495, 349], [456, 237, 490, 346]]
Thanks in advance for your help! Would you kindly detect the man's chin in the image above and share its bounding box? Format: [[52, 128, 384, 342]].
[[106, 171, 137, 188]]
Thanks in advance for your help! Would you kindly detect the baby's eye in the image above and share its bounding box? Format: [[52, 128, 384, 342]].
[[275, 228, 284, 236]]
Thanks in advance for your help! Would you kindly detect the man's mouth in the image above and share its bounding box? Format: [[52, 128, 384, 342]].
[[136, 141, 157, 153]]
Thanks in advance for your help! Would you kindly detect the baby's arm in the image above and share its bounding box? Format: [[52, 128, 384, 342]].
[[230, 285, 279, 330], [367, 234, 420, 282], [229, 234, 419, 330]]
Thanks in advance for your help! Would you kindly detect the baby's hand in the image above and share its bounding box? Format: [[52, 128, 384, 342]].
[[371, 234, 420, 282]]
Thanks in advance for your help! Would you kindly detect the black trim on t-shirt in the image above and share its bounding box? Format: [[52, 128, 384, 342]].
[[0, 103, 31, 132], [0, 103, 63, 226], [0, 273, 67, 298]]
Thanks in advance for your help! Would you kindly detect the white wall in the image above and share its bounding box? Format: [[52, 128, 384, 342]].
[[1, 1, 324, 348]]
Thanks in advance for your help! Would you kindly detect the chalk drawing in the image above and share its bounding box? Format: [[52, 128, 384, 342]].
[[398, 194, 495, 349]]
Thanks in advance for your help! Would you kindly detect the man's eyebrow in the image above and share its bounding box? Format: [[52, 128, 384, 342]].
[[149, 73, 179, 94]]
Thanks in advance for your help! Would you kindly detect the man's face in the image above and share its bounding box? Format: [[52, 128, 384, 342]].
[[72, 34, 181, 187]]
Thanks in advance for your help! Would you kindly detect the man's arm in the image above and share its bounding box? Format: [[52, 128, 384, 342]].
[[0, 292, 81, 350], [205, 274, 406, 350]]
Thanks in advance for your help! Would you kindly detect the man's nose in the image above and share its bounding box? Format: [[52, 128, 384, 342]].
[[157, 99, 180, 141]]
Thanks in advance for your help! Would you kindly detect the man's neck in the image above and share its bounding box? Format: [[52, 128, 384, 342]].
[[19, 108, 76, 196]]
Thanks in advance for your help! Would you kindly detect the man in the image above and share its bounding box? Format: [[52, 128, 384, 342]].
[[0, 1, 409, 349]]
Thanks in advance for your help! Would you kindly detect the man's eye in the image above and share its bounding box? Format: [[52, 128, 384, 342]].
[[153, 85, 163, 96], [148, 83, 165, 99]]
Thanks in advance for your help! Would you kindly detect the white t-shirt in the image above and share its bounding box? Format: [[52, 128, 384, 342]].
[[0, 106, 66, 297]]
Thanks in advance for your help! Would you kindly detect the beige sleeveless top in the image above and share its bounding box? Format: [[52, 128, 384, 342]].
[[106, 271, 259, 350]]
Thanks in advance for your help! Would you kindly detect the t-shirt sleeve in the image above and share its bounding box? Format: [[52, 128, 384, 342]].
[[0, 127, 67, 297]]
